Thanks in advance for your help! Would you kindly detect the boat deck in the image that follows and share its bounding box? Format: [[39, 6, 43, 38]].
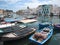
[[0, 25, 25, 33], [18, 19, 37, 23], [0, 26, 36, 41]]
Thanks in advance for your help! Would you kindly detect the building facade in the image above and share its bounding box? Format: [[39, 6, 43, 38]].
[[37, 5, 53, 16], [4, 10, 13, 16], [16, 7, 37, 15], [52, 5, 60, 15], [0, 9, 4, 14]]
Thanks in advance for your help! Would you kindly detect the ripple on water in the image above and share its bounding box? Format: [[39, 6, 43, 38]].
[[48, 33, 60, 45]]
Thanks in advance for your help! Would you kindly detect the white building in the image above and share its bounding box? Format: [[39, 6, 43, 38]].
[[52, 5, 60, 15], [37, 5, 53, 16], [30, 8, 37, 15], [22, 7, 37, 15]]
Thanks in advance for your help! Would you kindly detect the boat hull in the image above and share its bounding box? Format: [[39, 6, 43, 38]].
[[39, 22, 51, 30], [29, 26, 53, 45], [54, 24, 60, 30], [1, 27, 36, 41]]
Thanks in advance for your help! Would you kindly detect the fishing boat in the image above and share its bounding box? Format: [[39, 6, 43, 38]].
[[4, 18, 21, 23], [1, 27, 36, 41], [0, 21, 37, 41], [0, 22, 15, 28], [25, 16, 37, 19], [0, 23, 26, 33], [29, 26, 53, 45], [54, 24, 60, 30]]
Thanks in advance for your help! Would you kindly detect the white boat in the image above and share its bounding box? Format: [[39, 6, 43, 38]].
[[18, 19, 37, 23], [0, 23, 15, 28], [0, 23, 26, 33], [25, 16, 37, 19]]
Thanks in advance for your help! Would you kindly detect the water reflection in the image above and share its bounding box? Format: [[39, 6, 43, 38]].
[[48, 33, 60, 45], [4, 15, 60, 45]]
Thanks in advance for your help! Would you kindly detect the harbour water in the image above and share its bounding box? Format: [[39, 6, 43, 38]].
[[4, 15, 60, 45]]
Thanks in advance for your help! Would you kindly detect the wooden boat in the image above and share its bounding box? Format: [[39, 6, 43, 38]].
[[1, 27, 36, 41], [29, 26, 53, 45], [0, 23, 26, 33], [54, 24, 60, 30]]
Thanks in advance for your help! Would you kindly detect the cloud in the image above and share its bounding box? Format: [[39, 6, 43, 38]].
[[24, 0, 52, 8], [0, 0, 22, 4], [51, 0, 60, 6], [0, 0, 60, 11], [1, 0, 32, 4]]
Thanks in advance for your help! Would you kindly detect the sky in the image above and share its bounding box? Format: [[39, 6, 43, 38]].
[[0, 0, 60, 12]]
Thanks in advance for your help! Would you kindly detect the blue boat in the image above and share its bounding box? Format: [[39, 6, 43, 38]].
[[29, 26, 53, 45], [39, 22, 52, 29], [4, 18, 22, 23]]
